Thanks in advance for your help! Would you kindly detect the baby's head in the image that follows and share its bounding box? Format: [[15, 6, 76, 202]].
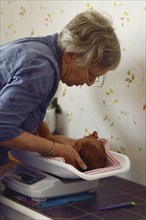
[[74, 138, 107, 171]]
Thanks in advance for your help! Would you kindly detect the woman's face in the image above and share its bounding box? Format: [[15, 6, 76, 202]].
[[61, 53, 108, 87]]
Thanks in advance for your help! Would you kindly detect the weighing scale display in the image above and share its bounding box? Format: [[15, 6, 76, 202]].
[[13, 169, 46, 184], [17, 172, 36, 183]]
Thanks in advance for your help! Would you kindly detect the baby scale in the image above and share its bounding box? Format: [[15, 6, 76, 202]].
[[2, 149, 131, 201]]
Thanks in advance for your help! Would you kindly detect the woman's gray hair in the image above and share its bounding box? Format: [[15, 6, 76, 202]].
[[58, 10, 121, 70]]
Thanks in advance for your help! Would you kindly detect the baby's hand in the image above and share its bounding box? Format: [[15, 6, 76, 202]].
[[85, 131, 98, 139]]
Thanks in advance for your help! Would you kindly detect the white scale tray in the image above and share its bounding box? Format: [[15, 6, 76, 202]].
[[10, 150, 130, 181]]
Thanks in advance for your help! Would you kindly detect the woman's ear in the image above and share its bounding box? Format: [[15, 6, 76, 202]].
[[64, 53, 79, 64]]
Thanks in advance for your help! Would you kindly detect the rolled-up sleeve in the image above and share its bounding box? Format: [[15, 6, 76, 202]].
[[0, 61, 55, 141]]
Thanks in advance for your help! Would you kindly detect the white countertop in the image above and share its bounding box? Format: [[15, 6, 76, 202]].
[[0, 195, 52, 220]]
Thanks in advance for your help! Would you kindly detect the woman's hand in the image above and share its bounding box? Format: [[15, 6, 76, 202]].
[[47, 142, 87, 171]]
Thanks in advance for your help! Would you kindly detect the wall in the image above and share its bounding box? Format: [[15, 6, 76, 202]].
[[1, 0, 145, 185]]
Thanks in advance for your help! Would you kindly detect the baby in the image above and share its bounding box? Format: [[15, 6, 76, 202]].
[[37, 122, 107, 171], [73, 132, 107, 171]]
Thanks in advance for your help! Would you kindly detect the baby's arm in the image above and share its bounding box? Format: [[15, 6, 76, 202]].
[[36, 121, 76, 146], [37, 122, 98, 146]]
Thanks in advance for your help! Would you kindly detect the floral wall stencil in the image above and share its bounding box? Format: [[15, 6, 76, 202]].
[[1, 1, 145, 185]]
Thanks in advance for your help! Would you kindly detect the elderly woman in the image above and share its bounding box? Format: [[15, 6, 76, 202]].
[[0, 10, 121, 170]]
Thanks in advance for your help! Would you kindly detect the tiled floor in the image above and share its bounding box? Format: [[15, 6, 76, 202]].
[[39, 176, 146, 220], [0, 162, 146, 220]]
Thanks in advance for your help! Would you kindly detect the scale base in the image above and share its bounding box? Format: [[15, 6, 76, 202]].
[[2, 165, 99, 201]]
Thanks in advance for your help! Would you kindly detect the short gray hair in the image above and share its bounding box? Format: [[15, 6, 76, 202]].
[[58, 10, 121, 70]]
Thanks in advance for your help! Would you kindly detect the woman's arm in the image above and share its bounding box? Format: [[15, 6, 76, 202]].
[[0, 131, 57, 154], [1, 128, 87, 170]]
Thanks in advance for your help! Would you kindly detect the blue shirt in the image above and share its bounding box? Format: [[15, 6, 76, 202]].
[[0, 33, 61, 164]]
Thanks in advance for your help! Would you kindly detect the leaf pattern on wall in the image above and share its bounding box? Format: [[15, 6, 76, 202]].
[[19, 5, 26, 16], [125, 70, 135, 87]]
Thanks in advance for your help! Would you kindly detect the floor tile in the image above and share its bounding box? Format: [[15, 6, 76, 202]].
[[95, 208, 144, 220], [73, 214, 103, 219], [41, 204, 86, 219], [130, 202, 146, 217], [70, 197, 110, 213], [96, 185, 123, 199], [129, 189, 146, 201], [107, 180, 146, 193], [98, 176, 122, 186], [100, 193, 145, 205]]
